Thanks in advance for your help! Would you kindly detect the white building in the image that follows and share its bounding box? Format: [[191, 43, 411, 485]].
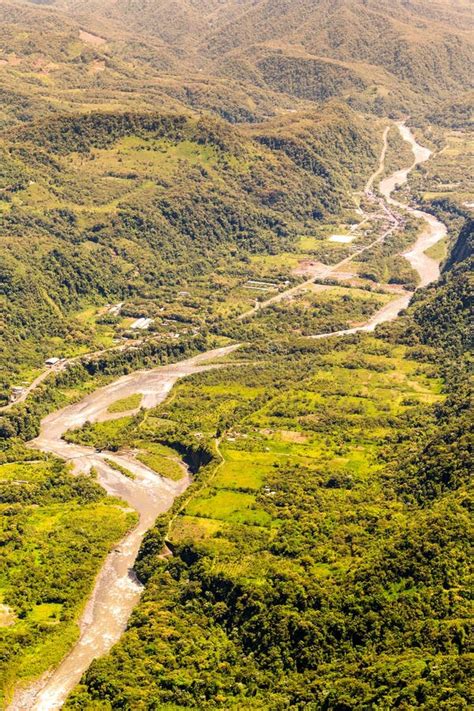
[[130, 317, 153, 330], [45, 357, 60, 366]]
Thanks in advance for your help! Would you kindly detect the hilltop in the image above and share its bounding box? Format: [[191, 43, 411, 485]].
[[0, 0, 472, 126]]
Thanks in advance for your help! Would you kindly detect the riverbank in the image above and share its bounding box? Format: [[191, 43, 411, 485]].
[[311, 122, 447, 339], [8, 346, 239, 711], [8, 123, 448, 710]]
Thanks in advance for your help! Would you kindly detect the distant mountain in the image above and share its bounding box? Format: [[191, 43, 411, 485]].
[[1, 0, 472, 124], [203, 0, 473, 86]]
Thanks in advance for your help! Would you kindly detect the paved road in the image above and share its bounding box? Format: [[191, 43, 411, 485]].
[[237, 125, 402, 321], [239, 122, 445, 334]]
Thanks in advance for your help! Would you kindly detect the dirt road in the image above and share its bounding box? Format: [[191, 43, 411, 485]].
[[8, 123, 447, 710], [311, 122, 447, 339], [240, 122, 445, 331], [0, 364, 63, 413], [237, 126, 401, 321], [365, 126, 390, 192], [236, 217, 401, 320], [0, 341, 136, 414], [9, 345, 239, 711]]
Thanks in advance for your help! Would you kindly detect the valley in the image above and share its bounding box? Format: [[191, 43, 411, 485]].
[[10, 347, 238, 711], [0, 0, 472, 709], [5, 124, 456, 709], [0, 120, 443, 411]]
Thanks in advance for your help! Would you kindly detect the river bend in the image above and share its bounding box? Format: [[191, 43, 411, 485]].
[[9, 123, 448, 709]]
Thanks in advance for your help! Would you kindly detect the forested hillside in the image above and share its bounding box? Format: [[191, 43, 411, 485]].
[[0, 0, 472, 126], [0, 105, 378, 402], [0, 0, 472, 708], [65, 214, 473, 710]]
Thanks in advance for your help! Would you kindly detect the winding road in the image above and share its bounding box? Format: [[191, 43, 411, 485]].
[[8, 122, 447, 710], [0, 342, 141, 414], [312, 122, 447, 339], [237, 122, 444, 325], [380, 123, 446, 288]]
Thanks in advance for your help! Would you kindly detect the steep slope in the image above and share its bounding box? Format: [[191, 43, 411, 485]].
[[0, 106, 378, 400], [0, 2, 471, 707], [0, 0, 312, 126], [204, 0, 473, 94], [2, 0, 472, 121]]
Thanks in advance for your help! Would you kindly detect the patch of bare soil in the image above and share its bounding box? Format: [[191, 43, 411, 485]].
[[0, 604, 15, 628], [279, 430, 309, 443], [89, 60, 106, 74], [79, 29, 107, 46], [292, 260, 327, 277]]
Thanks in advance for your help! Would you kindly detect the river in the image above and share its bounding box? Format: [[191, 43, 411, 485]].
[[379, 122, 447, 288], [312, 122, 447, 339], [9, 123, 448, 709], [9, 346, 239, 711]]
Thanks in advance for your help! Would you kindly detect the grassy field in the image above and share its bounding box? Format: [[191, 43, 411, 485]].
[[107, 394, 142, 414], [103, 335, 444, 561], [0, 1, 471, 707], [64, 416, 136, 450], [135, 441, 185, 481], [56, 331, 444, 560], [425, 236, 448, 261], [227, 285, 391, 340], [407, 131, 473, 211]]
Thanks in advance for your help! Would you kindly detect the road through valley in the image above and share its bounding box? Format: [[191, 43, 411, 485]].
[[312, 122, 447, 339], [8, 122, 447, 709]]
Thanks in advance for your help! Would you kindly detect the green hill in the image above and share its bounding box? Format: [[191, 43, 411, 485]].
[[0, 105, 378, 399], [0, 0, 472, 124], [64, 214, 473, 711]]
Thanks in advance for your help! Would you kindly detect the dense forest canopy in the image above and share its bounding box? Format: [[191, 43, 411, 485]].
[[0, 0, 472, 708], [0, 0, 472, 127]]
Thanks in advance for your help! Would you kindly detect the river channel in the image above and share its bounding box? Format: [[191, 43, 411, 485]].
[[9, 123, 448, 710]]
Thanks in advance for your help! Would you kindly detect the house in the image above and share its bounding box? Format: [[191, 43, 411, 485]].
[[108, 302, 124, 316], [9, 386, 25, 402], [45, 357, 60, 366]]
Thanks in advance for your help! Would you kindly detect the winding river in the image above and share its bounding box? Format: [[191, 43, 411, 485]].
[[380, 123, 447, 288], [312, 122, 447, 339], [9, 123, 447, 710], [9, 346, 239, 711]]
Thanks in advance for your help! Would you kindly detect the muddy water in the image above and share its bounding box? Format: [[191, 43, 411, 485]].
[[9, 346, 239, 711], [379, 123, 447, 287], [314, 123, 447, 340]]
